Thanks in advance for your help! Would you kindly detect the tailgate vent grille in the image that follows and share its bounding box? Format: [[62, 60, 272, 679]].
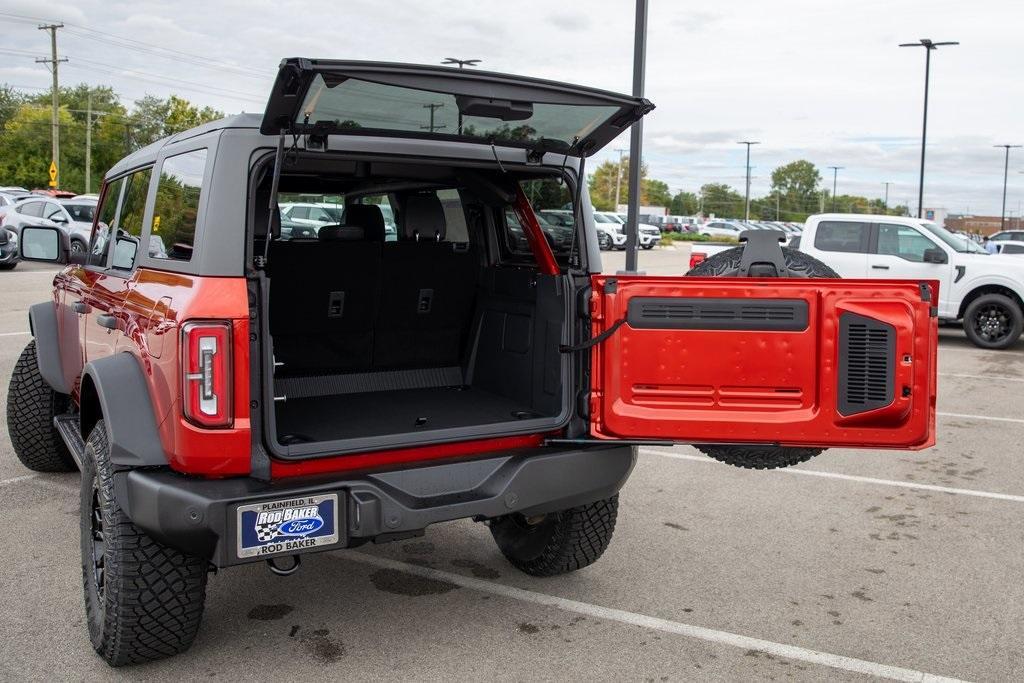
[[628, 298, 808, 331], [838, 313, 895, 415]]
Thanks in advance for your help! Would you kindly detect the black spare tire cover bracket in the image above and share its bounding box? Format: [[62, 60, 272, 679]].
[[736, 230, 789, 277]]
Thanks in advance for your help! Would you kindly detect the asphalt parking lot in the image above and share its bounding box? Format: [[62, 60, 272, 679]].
[[1, 252, 1022, 681]]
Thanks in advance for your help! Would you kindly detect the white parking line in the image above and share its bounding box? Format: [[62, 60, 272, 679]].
[[639, 449, 1024, 504], [348, 552, 962, 682], [0, 331, 30, 337], [939, 372, 1024, 383], [938, 411, 1024, 425]]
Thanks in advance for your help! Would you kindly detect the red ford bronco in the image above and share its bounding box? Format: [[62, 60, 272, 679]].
[[7, 59, 938, 665]]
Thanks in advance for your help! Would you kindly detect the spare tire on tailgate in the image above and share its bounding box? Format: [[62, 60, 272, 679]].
[[685, 243, 839, 470]]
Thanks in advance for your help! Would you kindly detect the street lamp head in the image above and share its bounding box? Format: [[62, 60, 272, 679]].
[[441, 58, 481, 68], [736, 140, 760, 146], [899, 39, 958, 49]]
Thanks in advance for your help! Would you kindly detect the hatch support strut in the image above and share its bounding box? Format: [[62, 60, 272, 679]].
[[512, 185, 559, 276]]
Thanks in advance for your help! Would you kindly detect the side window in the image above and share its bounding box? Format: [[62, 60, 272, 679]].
[[89, 178, 124, 267], [1001, 244, 1024, 254], [814, 220, 869, 253], [43, 202, 64, 221], [19, 201, 43, 217], [151, 148, 207, 261], [290, 207, 308, 220], [500, 178, 574, 265], [876, 224, 936, 262], [437, 189, 469, 242], [110, 168, 153, 270]]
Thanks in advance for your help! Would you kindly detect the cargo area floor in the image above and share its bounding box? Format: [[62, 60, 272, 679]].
[[274, 386, 541, 443]]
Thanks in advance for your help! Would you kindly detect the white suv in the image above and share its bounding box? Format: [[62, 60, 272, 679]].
[[797, 213, 1024, 349]]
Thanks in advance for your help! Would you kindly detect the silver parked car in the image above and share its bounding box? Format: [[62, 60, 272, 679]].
[[2, 196, 98, 255]]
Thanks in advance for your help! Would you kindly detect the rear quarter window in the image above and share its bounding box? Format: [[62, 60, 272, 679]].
[[151, 148, 207, 261], [814, 220, 869, 253]]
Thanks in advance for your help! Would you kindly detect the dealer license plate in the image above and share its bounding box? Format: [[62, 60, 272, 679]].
[[236, 493, 339, 559]]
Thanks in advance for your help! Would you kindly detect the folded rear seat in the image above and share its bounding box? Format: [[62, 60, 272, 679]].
[[269, 222, 382, 374], [375, 193, 478, 369]]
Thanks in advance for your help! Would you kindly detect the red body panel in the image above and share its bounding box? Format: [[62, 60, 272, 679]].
[[589, 275, 938, 450]]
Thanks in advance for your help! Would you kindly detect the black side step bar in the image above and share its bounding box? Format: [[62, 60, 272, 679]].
[[54, 413, 86, 470]]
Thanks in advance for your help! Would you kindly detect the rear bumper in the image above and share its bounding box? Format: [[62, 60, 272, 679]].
[[116, 444, 636, 568]]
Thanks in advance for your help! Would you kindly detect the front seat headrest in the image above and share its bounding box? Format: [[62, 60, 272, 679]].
[[402, 194, 446, 242], [318, 225, 365, 241], [343, 204, 386, 241]]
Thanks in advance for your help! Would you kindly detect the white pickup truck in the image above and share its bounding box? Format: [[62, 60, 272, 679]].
[[795, 213, 1024, 349]]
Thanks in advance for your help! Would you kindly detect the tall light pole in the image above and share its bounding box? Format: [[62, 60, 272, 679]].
[[829, 166, 843, 211], [737, 141, 759, 220], [441, 58, 480, 134], [623, 0, 648, 273], [900, 38, 958, 218], [613, 148, 628, 209], [994, 144, 1021, 230]]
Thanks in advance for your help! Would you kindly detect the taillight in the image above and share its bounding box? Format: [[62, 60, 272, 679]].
[[689, 252, 707, 270], [181, 321, 233, 428]]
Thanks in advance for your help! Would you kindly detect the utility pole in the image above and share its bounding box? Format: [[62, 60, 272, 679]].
[[613, 148, 627, 210], [36, 23, 67, 189], [737, 141, 759, 220], [420, 103, 446, 134], [828, 166, 843, 211], [900, 38, 958, 218], [775, 190, 780, 220], [994, 144, 1021, 230], [883, 181, 892, 212], [85, 93, 92, 194]]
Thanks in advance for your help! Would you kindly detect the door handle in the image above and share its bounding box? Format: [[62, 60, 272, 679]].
[[96, 314, 118, 330], [871, 265, 890, 270], [72, 300, 90, 314]]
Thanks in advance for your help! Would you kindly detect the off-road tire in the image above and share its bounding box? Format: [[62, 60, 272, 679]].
[[7, 340, 76, 472], [490, 495, 618, 577], [686, 245, 838, 469], [962, 293, 1023, 350], [81, 420, 208, 666]]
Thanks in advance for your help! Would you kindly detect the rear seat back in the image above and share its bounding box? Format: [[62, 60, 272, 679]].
[[375, 193, 478, 368], [270, 226, 381, 373]]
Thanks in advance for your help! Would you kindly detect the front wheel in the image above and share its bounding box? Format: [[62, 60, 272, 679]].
[[81, 420, 208, 666], [963, 293, 1023, 349], [597, 232, 612, 251], [70, 239, 87, 255], [490, 495, 618, 577]]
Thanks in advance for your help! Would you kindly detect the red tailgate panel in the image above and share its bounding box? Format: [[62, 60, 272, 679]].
[[590, 276, 937, 450]]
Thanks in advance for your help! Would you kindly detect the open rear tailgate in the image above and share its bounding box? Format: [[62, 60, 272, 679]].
[[589, 276, 938, 450]]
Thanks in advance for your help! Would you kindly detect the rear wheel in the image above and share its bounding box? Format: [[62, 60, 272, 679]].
[[490, 495, 618, 577], [686, 246, 839, 469], [963, 293, 1023, 350], [7, 340, 76, 472], [82, 420, 208, 666]]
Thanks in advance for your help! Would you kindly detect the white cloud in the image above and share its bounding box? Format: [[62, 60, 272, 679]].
[[0, 0, 1020, 213]]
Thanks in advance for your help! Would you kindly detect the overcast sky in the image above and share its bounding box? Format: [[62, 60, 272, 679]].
[[1, 0, 1021, 215]]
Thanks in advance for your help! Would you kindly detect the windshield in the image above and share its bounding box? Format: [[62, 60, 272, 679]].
[[298, 74, 620, 149], [918, 221, 975, 253], [593, 213, 615, 223]]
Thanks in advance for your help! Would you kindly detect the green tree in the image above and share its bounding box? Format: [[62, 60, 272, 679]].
[[588, 156, 671, 210], [699, 182, 745, 218], [669, 191, 699, 215]]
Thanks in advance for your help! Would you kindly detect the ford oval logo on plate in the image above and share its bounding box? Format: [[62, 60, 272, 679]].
[[276, 517, 324, 537]]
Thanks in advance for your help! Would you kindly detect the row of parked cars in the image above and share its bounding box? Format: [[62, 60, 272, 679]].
[[0, 186, 105, 270]]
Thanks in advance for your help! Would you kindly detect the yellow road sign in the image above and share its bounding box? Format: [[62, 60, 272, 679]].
[[48, 161, 57, 187]]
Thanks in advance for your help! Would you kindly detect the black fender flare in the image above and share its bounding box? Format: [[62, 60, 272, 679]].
[[81, 353, 168, 468], [28, 301, 71, 395]]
